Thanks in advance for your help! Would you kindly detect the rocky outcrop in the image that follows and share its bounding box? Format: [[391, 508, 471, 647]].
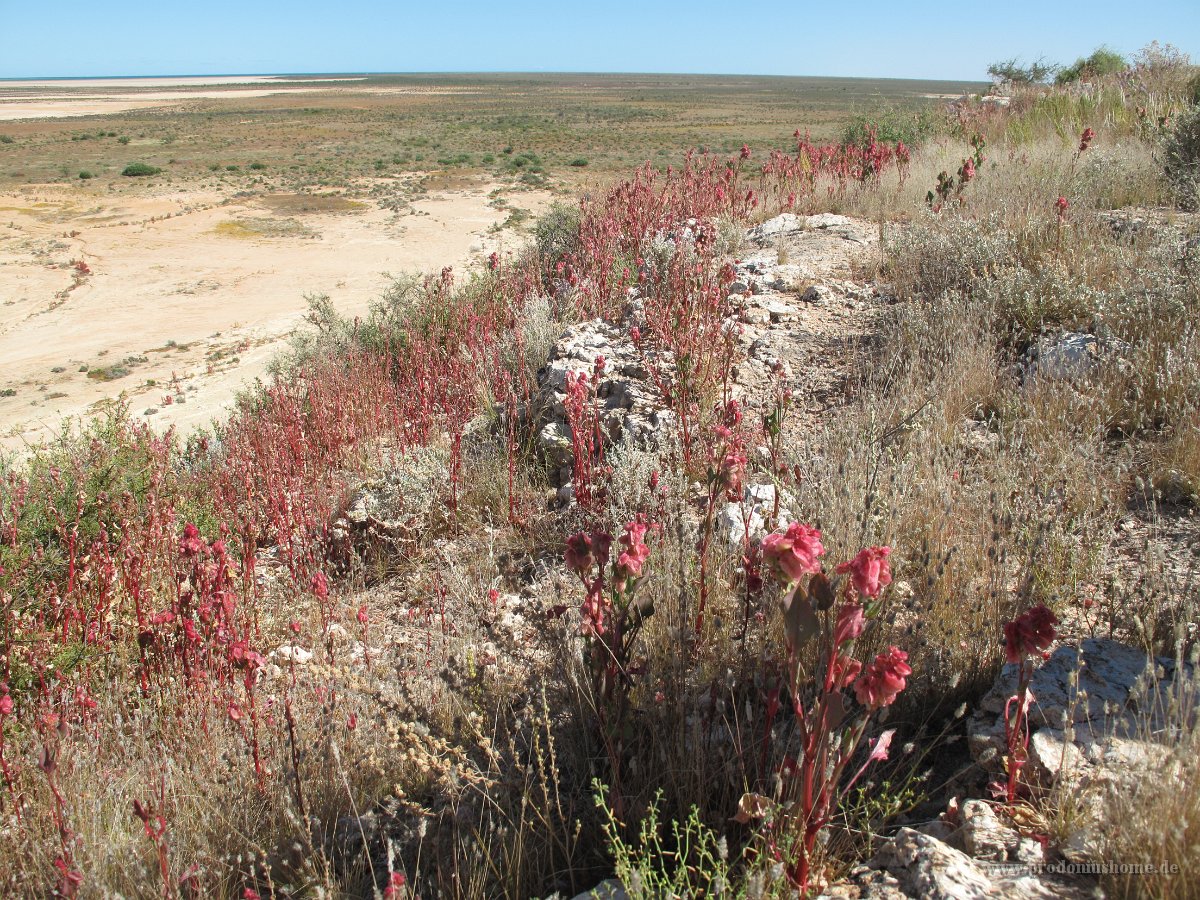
[[967, 637, 1194, 863], [535, 213, 888, 506], [534, 319, 674, 490]]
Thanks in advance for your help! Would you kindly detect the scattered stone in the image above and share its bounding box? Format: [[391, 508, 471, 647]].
[[717, 483, 793, 546], [272, 645, 313, 665], [1024, 332, 1101, 382], [802, 283, 836, 305], [966, 638, 1195, 885], [748, 213, 806, 243], [539, 421, 573, 469], [871, 828, 996, 899]]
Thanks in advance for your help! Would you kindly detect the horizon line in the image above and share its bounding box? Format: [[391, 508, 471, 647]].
[[0, 70, 991, 84]]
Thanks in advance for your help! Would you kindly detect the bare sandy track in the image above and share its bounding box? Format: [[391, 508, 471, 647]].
[[0, 180, 550, 451]]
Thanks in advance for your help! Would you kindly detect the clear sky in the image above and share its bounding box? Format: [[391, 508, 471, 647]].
[[2, 0, 1197, 82]]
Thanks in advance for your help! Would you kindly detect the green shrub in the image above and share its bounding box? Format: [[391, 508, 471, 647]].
[[121, 162, 161, 177], [1056, 47, 1127, 84], [531, 201, 581, 264], [988, 56, 1057, 85], [1164, 103, 1200, 210], [0, 135, 14, 145], [117, 135, 130, 144], [78, 170, 93, 180], [249, 162, 267, 170], [842, 103, 945, 147], [569, 157, 589, 167]]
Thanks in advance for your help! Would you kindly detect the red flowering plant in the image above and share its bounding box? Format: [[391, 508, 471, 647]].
[[695, 399, 748, 636], [564, 516, 658, 817], [736, 525, 909, 893], [993, 604, 1058, 805]]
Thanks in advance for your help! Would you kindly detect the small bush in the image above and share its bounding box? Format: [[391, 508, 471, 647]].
[[569, 157, 589, 167], [842, 103, 944, 147], [988, 56, 1057, 85], [121, 162, 160, 177], [1056, 47, 1127, 84], [249, 162, 267, 170], [0, 134, 14, 144], [1164, 103, 1200, 210], [531, 202, 581, 263], [78, 170, 93, 180]]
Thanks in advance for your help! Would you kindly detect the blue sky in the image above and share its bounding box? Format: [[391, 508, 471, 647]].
[[2, 1, 1197, 81]]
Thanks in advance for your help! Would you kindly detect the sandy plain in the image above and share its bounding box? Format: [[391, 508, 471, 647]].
[[0, 176, 548, 451]]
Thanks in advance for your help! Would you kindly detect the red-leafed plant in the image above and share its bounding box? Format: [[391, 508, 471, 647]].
[[564, 517, 658, 819], [994, 604, 1058, 805], [736, 526, 909, 893]]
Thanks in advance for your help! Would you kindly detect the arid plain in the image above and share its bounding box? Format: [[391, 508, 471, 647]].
[[0, 73, 974, 448]]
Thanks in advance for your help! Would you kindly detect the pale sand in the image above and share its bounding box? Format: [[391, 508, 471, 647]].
[[0, 91, 335, 121], [0, 76, 365, 89], [0, 78, 478, 121], [0, 180, 550, 452]]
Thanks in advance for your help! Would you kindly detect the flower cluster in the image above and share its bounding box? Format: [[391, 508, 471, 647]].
[[1004, 603, 1058, 664], [996, 604, 1059, 804], [762, 522, 825, 583], [854, 646, 912, 710], [742, 523, 909, 891]]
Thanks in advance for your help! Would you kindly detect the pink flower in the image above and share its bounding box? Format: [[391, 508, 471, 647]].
[[383, 872, 407, 899], [614, 520, 652, 587], [762, 523, 825, 584], [1004, 604, 1058, 664], [720, 448, 747, 500], [179, 523, 204, 557], [356, 605, 369, 626], [565, 531, 596, 576], [581, 580, 607, 636], [311, 571, 329, 600], [830, 653, 863, 690], [1079, 127, 1095, 152], [833, 602, 865, 646], [0, 693, 12, 716], [836, 546, 892, 598], [1055, 196, 1069, 220], [740, 144, 752, 160], [868, 728, 895, 763], [854, 647, 911, 709]]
